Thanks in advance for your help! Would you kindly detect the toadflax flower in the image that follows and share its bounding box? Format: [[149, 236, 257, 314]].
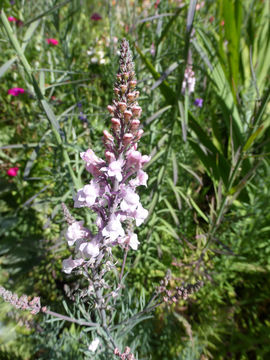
[[194, 98, 203, 108], [62, 39, 150, 273]]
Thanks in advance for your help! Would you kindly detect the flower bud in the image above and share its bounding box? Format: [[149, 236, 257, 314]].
[[107, 105, 115, 114], [129, 80, 137, 88], [123, 72, 129, 80], [124, 110, 132, 122], [127, 92, 136, 102], [111, 118, 121, 131], [116, 73, 121, 80], [114, 87, 120, 95], [136, 129, 144, 140], [105, 151, 116, 163], [131, 105, 142, 117], [103, 130, 114, 142], [120, 84, 127, 93], [118, 101, 127, 112], [135, 91, 140, 99], [114, 348, 120, 356], [123, 133, 133, 146], [130, 119, 140, 131], [124, 347, 131, 355]]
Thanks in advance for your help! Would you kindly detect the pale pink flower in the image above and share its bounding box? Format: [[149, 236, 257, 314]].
[[65, 221, 90, 246], [106, 159, 124, 181], [62, 257, 84, 274], [80, 149, 105, 177], [46, 38, 59, 46], [8, 88, 25, 96], [126, 150, 151, 171], [132, 203, 148, 226], [74, 180, 100, 208], [78, 240, 100, 259], [6, 167, 19, 177], [120, 186, 140, 212], [102, 214, 125, 243], [129, 170, 148, 187]]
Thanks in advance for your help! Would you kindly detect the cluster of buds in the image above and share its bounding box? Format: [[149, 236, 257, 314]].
[[114, 346, 135, 360], [0, 286, 42, 315], [181, 65, 196, 94], [62, 39, 150, 274], [156, 279, 203, 304]]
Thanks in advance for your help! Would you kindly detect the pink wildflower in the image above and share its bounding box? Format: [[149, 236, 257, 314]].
[[8, 16, 17, 22], [6, 167, 19, 177], [62, 257, 84, 274], [46, 38, 59, 46], [8, 88, 25, 96], [65, 221, 90, 246]]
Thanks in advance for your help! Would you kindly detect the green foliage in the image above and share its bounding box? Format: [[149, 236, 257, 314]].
[[0, 0, 270, 359]]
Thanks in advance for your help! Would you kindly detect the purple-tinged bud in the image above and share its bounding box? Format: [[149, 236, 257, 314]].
[[116, 74, 121, 80], [130, 119, 140, 131], [114, 348, 120, 356], [103, 130, 114, 142], [124, 110, 132, 122], [135, 91, 140, 99], [111, 118, 121, 130], [123, 133, 133, 146], [131, 105, 142, 117], [120, 84, 127, 93], [123, 72, 129, 80], [114, 87, 120, 95], [136, 129, 144, 140], [130, 80, 137, 88], [118, 101, 127, 112], [105, 151, 116, 163], [127, 92, 136, 102], [107, 105, 115, 114]]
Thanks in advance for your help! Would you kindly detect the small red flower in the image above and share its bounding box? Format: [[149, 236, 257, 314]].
[[46, 38, 59, 46], [91, 13, 102, 21], [7, 167, 19, 177]]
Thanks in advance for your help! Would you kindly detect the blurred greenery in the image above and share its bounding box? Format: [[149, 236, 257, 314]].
[[0, 0, 270, 359]]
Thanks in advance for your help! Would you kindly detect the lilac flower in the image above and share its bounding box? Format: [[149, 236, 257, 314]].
[[62, 39, 150, 273], [194, 98, 203, 108]]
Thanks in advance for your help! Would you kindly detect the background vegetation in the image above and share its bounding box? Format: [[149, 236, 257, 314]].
[[0, 0, 270, 359]]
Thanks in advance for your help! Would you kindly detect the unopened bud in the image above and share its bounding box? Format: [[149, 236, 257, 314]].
[[120, 84, 127, 93], [118, 101, 127, 112], [136, 129, 144, 140], [129, 80, 137, 88], [124, 110, 132, 122], [130, 119, 140, 131], [123, 72, 129, 80], [114, 348, 120, 356], [135, 91, 140, 99], [127, 92, 136, 102], [131, 105, 142, 117], [116, 74, 121, 80], [107, 105, 115, 114], [105, 151, 116, 163], [123, 133, 133, 146], [111, 118, 121, 130], [114, 87, 120, 95], [103, 130, 114, 142]]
